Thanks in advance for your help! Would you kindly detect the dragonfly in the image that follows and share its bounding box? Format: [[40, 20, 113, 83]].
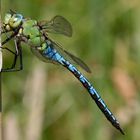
[[1, 10, 124, 135]]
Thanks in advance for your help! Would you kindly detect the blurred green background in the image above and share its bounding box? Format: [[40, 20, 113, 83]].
[[1, 0, 140, 140]]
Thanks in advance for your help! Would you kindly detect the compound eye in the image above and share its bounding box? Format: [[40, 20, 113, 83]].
[[10, 14, 23, 28], [15, 14, 23, 22], [13, 17, 19, 22], [4, 13, 12, 24]]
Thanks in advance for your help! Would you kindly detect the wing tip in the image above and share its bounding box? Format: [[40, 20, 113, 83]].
[[86, 68, 92, 73]]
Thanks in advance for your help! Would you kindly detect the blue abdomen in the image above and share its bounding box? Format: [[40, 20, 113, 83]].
[[42, 41, 124, 134], [42, 41, 65, 64]]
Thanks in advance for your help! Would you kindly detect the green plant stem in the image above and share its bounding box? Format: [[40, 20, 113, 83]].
[[0, 0, 2, 139]]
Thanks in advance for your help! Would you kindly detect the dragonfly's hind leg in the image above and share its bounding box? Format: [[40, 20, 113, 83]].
[[1, 40, 23, 72]]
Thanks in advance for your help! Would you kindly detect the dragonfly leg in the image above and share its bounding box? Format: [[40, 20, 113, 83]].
[[1, 40, 23, 72], [1, 47, 16, 55], [2, 31, 17, 46]]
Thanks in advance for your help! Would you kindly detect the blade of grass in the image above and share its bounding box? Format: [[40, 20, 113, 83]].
[[0, 0, 2, 139]]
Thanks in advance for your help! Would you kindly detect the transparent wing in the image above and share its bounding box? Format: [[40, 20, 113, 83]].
[[50, 39, 91, 73], [31, 38, 91, 73], [39, 15, 73, 37]]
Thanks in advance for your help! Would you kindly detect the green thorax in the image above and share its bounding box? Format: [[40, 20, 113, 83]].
[[22, 19, 45, 46]]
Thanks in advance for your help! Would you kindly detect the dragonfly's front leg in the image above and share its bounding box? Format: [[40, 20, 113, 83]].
[[1, 40, 23, 72], [2, 31, 18, 46]]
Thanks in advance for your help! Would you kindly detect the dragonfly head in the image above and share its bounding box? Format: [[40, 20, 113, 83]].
[[3, 10, 23, 31]]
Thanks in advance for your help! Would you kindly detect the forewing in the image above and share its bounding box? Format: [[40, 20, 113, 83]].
[[40, 15, 73, 37]]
